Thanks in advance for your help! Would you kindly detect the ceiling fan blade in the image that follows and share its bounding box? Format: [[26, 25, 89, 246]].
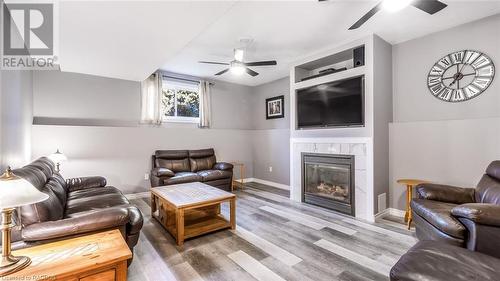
[[411, 0, 447, 15], [215, 69, 229, 76], [199, 61, 230, 65], [244, 61, 277, 66], [348, 2, 382, 30], [245, 68, 259, 77]]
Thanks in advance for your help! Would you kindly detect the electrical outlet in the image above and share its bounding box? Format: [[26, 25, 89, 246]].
[[144, 173, 149, 180], [269, 166, 273, 172]]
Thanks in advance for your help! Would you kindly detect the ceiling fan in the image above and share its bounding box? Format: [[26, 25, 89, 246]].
[[320, 0, 448, 30], [199, 49, 277, 77]]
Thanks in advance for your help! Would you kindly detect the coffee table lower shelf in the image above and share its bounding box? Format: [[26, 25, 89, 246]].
[[151, 195, 236, 246]]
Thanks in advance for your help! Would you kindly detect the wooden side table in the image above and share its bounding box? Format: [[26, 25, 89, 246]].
[[8, 230, 131, 281], [230, 162, 245, 191], [397, 179, 429, 230]]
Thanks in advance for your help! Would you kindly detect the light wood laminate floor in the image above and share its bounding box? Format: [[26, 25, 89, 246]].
[[127, 183, 417, 281]]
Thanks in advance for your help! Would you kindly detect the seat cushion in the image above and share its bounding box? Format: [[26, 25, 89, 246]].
[[162, 172, 202, 185], [197, 170, 232, 182], [65, 186, 130, 218], [390, 240, 500, 281], [411, 199, 465, 239]]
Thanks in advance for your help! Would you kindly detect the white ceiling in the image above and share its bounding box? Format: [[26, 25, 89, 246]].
[[56, 1, 500, 86]]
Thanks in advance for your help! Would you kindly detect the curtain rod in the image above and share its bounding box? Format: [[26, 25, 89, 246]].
[[161, 75, 214, 86]]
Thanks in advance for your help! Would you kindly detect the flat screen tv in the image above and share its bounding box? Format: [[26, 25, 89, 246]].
[[297, 76, 364, 129]]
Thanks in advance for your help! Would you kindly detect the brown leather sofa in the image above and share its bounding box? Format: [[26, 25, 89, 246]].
[[150, 148, 234, 191], [411, 160, 500, 258], [390, 240, 500, 281], [7, 157, 143, 261]]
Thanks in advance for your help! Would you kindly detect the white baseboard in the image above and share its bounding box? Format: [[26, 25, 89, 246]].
[[244, 178, 290, 190], [375, 208, 405, 219]]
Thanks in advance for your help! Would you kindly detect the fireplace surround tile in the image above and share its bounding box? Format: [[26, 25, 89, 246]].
[[291, 138, 372, 220]]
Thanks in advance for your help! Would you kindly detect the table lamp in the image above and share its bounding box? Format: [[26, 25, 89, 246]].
[[49, 149, 67, 173], [0, 167, 49, 276]]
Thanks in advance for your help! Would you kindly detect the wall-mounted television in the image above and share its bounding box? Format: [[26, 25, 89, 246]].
[[297, 76, 364, 129]]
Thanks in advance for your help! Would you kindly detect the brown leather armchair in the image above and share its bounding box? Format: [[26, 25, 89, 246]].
[[411, 161, 500, 258], [150, 148, 234, 191], [6, 157, 143, 263]]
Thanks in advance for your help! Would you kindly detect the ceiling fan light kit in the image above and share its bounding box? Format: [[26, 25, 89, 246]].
[[382, 0, 413, 12], [199, 48, 277, 77]]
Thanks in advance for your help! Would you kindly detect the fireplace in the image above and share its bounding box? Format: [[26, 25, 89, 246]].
[[302, 153, 355, 216]]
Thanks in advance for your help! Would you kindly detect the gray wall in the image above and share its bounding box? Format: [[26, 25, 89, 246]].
[[251, 78, 291, 185], [393, 14, 500, 123], [34, 71, 140, 124], [31, 70, 258, 193], [373, 36, 393, 213], [33, 71, 255, 130], [32, 125, 254, 194], [390, 15, 500, 210], [1, 70, 33, 171]]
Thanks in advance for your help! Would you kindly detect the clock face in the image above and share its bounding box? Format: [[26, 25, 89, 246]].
[[427, 50, 495, 102]]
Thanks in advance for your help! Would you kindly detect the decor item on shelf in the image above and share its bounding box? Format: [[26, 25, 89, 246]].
[[353, 46, 365, 67], [318, 0, 448, 30], [266, 95, 285, 119], [0, 167, 49, 277], [199, 48, 277, 77], [301, 67, 347, 81], [427, 50, 495, 102], [49, 149, 67, 172]]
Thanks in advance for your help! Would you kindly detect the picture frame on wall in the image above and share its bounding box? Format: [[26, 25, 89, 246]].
[[266, 95, 285, 119]]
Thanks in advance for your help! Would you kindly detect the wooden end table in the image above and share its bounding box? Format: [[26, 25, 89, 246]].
[[8, 229, 131, 280], [397, 179, 429, 230], [151, 182, 236, 246], [230, 162, 245, 191]]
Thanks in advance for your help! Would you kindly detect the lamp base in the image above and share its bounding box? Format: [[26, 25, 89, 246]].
[[0, 255, 31, 277]]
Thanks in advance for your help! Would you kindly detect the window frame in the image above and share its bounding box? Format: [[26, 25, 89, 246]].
[[161, 79, 200, 124]]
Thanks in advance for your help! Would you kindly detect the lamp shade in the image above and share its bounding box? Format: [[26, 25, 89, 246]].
[[49, 149, 67, 163], [0, 168, 49, 209]]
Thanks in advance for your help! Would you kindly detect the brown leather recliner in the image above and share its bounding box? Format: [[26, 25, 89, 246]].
[[6, 157, 143, 262], [411, 160, 500, 258], [150, 148, 234, 191]]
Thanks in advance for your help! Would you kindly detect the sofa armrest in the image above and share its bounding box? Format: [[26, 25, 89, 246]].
[[213, 162, 233, 171], [452, 203, 500, 227], [152, 167, 175, 177], [22, 207, 130, 242], [416, 183, 475, 204], [66, 176, 107, 192]]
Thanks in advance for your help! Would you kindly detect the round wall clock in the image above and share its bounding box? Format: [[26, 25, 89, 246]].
[[427, 50, 495, 102]]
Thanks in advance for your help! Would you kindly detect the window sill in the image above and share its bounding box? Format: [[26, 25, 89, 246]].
[[163, 117, 200, 124]]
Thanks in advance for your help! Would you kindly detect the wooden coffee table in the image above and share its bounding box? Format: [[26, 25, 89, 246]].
[[151, 182, 236, 246]]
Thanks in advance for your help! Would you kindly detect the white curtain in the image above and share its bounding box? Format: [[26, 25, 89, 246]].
[[140, 72, 163, 125], [199, 81, 211, 128]]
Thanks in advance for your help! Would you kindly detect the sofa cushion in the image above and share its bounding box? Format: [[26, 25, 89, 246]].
[[155, 150, 191, 172], [411, 198, 465, 239], [476, 174, 500, 205], [197, 170, 232, 182], [162, 172, 202, 185], [189, 149, 216, 172], [65, 186, 130, 218], [152, 167, 175, 177]]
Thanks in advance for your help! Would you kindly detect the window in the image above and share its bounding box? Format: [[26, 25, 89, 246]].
[[161, 78, 200, 123]]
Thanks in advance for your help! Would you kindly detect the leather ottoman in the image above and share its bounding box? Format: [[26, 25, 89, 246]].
[[390, 241, 500, 281]]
